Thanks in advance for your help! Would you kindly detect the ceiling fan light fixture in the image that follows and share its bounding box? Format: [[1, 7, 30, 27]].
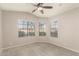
[[38, 7, 43, 11], [32, 3, 53, 14]]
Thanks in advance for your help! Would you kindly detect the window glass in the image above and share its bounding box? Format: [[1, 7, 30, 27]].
[[39, 22, 46, 36], [18, 20, 35, 37], [50, 19, 58, 37]]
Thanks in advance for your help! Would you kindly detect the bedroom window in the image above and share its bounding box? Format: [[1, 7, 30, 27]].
[[39, 22, 46, 36], [18, 20, 35, 37], [27, 21, 35, 36], [50, 19, 58, 37]]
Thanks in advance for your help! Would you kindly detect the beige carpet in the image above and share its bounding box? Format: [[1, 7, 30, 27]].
[[2, 42, 79, 56]]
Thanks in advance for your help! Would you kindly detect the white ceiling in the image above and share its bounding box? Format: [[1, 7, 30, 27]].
[[0, 3, 79, 17]]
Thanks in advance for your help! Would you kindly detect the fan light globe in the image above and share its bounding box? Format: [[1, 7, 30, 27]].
[[38, 7, 43, 10]]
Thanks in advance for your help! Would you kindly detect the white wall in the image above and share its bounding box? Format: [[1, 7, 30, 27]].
[[2, 11, 50, 49], [49, 7, 79, 53], [0, 9, 2, 55], [2, 7, 79, 53]]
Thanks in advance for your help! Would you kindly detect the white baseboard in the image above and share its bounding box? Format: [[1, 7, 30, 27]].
[[2, 41, 49, 50], [49, 42, 79, 53], [2, 41, 79, 54], [2, 42, 36, 50]]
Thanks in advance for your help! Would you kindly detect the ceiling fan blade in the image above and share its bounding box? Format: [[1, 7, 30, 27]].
[[40, 10, 44, 14], [32, 8, 37, 13], [42, 6, 53, 9], [33, 3, 43, 7], [37, 3, 43, 6], [33, 4, 38, 7]]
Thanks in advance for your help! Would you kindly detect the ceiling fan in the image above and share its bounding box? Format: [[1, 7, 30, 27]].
[[32, 3, 53, 14]]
